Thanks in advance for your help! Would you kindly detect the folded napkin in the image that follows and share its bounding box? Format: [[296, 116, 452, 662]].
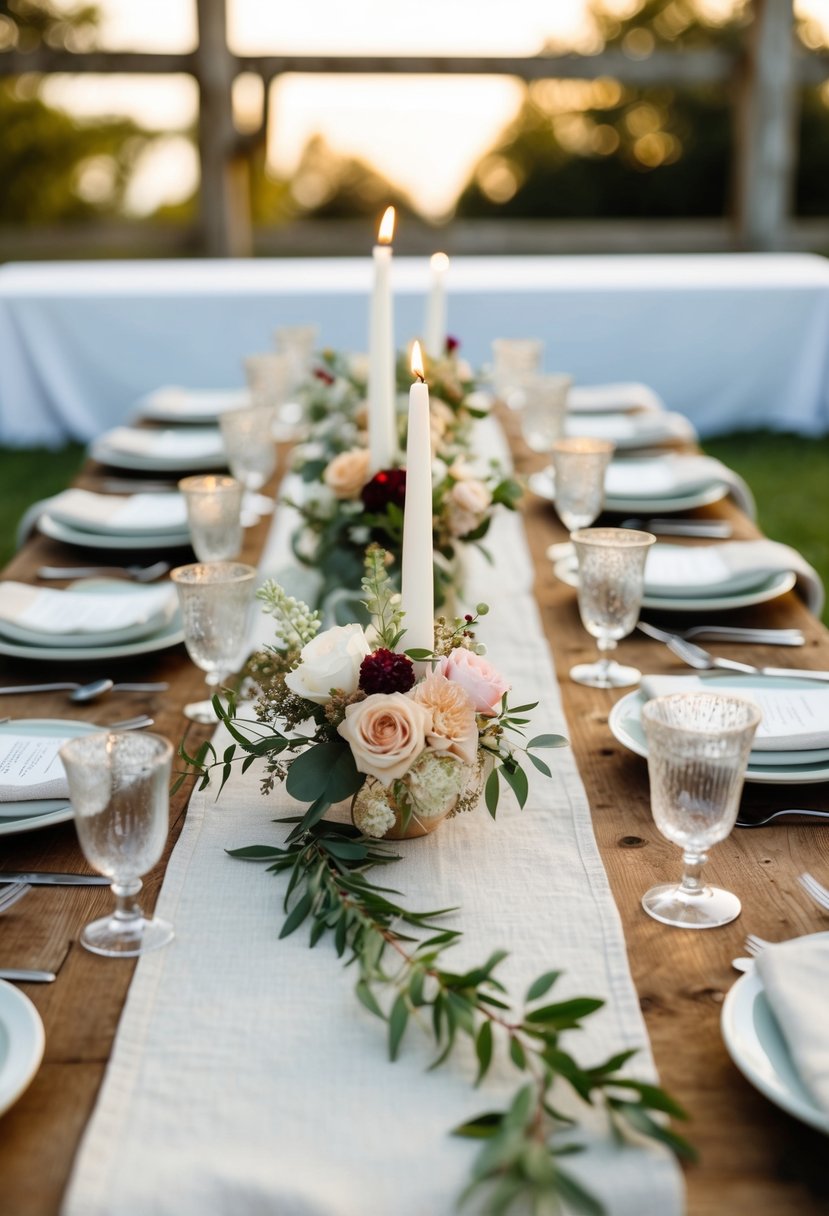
[[139, 386, 251, 421], [755, 935, 829, 1114], [47, 489, 188, 535], [643, 540, 824, 615], [639, 674, 829, 752], [564, 410, 696, 447], [568, 382, 665, 414], [99, 427, 225, 461], [605, 454, 756, 519], [0, 733, 70, 802], [0, 582, 175, 638]]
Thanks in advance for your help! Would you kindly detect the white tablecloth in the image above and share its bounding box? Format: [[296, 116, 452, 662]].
[[2, 253, 829, 445], [61, 421, 683, 1216]]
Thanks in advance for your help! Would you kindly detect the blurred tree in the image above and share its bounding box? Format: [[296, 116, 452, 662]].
[[456, 0, 829, 222], [0, 0, 153, 224], [278, 134, 415, 222]]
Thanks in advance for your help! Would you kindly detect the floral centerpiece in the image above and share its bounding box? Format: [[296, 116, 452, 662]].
[[187, 547, 563, 843]]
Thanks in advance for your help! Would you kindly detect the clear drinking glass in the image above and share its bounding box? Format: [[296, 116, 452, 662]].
[[570, 527, 655, 688], [551, 437, 615, 529], [247, 349, 301, 440], [171, 561, 257, 722], [519, 374, 573, 453], [219, 403, 277, 492], [491, 338, 544, 409], [178, 474, 243, 562], [641, 692, 761, 928], [59, 732, 174, 957], [274, 324, 318, 390]]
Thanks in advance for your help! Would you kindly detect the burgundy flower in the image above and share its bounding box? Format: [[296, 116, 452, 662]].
[[313, 367, 335, 385], [446, 336, 460, 354], [361, 468, 407, 514], [359, 649, 416, 695]]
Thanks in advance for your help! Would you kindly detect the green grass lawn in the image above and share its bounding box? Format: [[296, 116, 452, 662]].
[[0, 432, 827, 624]]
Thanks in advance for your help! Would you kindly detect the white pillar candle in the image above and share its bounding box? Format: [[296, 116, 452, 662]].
[[368, 205, 397, 473], [401, 340, 434, 661], [424, 252, 449, 361]]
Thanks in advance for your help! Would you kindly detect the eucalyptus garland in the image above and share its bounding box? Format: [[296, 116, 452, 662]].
[[227, 818, 694, 1215]]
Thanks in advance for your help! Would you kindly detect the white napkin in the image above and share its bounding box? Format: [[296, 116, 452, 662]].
[[755, 935, 829, 1114], [139, 386, 250, 421], [0, 733, 69, 803], [643, 540, 824, 615], [564, 411, 697, 447], [0, 582, 175, 638], [568, 382, 665, 414], [605, 454, 756, 519], [639, 674, 829, 752], [99, 427, 225, 461], [47, 489, 188, 535]]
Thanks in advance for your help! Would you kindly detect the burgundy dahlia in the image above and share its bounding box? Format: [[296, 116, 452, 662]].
[[446, 335, 460, 354], [359, 649, 416, 695], [361, 468, 407, 514], [313, 367, 335, 385]]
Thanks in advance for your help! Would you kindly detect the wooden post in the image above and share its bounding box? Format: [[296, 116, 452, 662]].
[[735, 0, 798, 250], [194, 0, 250, 257]]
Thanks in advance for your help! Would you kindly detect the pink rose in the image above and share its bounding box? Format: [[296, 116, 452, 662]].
[[446, 478, 491, 538], [438, 648, 510, 717], [323, 448, 371, 500], [338, 693, 432, 786]]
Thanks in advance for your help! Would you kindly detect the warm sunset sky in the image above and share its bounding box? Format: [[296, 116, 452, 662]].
[[43, 0, 829, 217]]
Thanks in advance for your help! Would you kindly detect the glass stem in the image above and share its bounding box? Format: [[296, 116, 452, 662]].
[[678, 850, 709, 898], [595, 634, 617, 677], [110, 878, 143, 928]]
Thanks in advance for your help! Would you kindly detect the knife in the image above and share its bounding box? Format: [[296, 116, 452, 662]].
[[0, 872, 110, 886], [0, 969, 56, 983]]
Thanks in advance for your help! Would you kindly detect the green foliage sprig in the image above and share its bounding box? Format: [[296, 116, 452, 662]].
[[229, 818, 694, 1215]]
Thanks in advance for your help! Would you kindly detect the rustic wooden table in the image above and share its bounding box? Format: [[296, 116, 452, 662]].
[[1, 435, 828, 1216]]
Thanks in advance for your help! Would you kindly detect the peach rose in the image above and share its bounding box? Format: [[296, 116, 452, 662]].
[[438, 647, 510, 717], [410, 672, 478, 766], [338, 692, 432, 786], [446, 478, 491, 538], [323, 448, 371, 500]]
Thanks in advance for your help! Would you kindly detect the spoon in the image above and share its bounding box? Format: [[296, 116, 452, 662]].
[[735, 808, 829, 827], [0, 680, 168, 702]]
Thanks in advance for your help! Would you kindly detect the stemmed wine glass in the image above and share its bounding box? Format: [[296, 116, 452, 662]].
[[491, 338, 544, 409], [220, 401, 277, 493], [178, 474, 243, 561], [550, 437, 615, 530], [641, 692, 761, 928], [569, 526, 655, 688], [59, 732, 174, 957], [171, 561, 257, 722], [519, 374, 573, 454]]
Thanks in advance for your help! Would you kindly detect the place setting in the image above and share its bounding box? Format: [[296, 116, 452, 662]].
[[90, 425, 228, 473]]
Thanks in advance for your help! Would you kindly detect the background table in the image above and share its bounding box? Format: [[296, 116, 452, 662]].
[[2, 254, 829, 445]]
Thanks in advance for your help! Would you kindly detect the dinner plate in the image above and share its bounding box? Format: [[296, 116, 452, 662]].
[[722, 952, 829, 1134], [0, 718, 99, 835], [0, 580, 177, 650], [91, 437, 227, 474], [38, 512, 191, 552], [551, 553, 797, 613], [528, 470, 730, 516], [0, 981, 45, 1116], [608, 676, 829, 784], [138, 388, 250, 425], [0, 609, 184, 663]]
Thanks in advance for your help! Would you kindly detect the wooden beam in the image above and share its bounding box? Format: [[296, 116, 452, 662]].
[[735, 0, 799, 250], [0, 49, 196, 74]]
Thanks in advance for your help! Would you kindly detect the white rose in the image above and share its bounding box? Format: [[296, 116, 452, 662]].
[[285, 624, 371, 705], [323, 448, 371, 500], [446, 478, 492, 538]]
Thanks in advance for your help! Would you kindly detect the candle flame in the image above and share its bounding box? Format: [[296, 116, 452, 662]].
[[430, 252, 449, 273], [411, 340, 425, 382], [378, 205, 395, 245]]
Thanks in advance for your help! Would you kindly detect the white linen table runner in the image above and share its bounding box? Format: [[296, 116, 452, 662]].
[[62, 420, 683, 1216]]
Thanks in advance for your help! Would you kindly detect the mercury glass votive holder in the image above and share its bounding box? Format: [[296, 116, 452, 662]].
[[178, 474, 243, 562]]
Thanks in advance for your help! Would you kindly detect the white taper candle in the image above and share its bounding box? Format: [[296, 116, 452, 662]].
[[368, 206, 397, 473], [401, 340, 434, 661], [424, 252, 449, 361]]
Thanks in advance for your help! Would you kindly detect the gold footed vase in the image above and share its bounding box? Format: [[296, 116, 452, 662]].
[[351, 751, 486, 841]]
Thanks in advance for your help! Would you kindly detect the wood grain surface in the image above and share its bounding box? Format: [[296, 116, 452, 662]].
[[1, 432, 828, 1216]]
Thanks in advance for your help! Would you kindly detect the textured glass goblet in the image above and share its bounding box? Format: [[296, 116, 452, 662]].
[[519, 374, 573, 453], [491, 338, 544, 409], [551, 437, 615, 529], [59, 732, 174, 957], [570, 527, 655, 688], [171, 561, 257, 723], [642, 693, 761, 928], [247, 348, 302, 440], [178, 474, 243, 562], [274, 324, 318, 389], [220, 402, 277, 492]]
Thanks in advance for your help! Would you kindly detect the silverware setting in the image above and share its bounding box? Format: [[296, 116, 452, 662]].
[[735, 808, 829, 827], [97, 477, 179, 494], [798, 871, 829, 911], [621, 517, 734, 539], [0, 871, 109, 886], [640, 620, 805, 646], [636, 622, 829, 681], [37, 561, 171, 583], [0, 969, 56, 984], [0, 679, 169, 702], [0, 882, 31, 913]]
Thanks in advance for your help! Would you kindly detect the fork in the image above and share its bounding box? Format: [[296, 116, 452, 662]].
[[744, 933, 772, 957], [675, 625, 804, 647], [636, 626, 829, 683], [0, 882, 31, 914], [37, 561, 171, 583], [798, 872, 829, 911]]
